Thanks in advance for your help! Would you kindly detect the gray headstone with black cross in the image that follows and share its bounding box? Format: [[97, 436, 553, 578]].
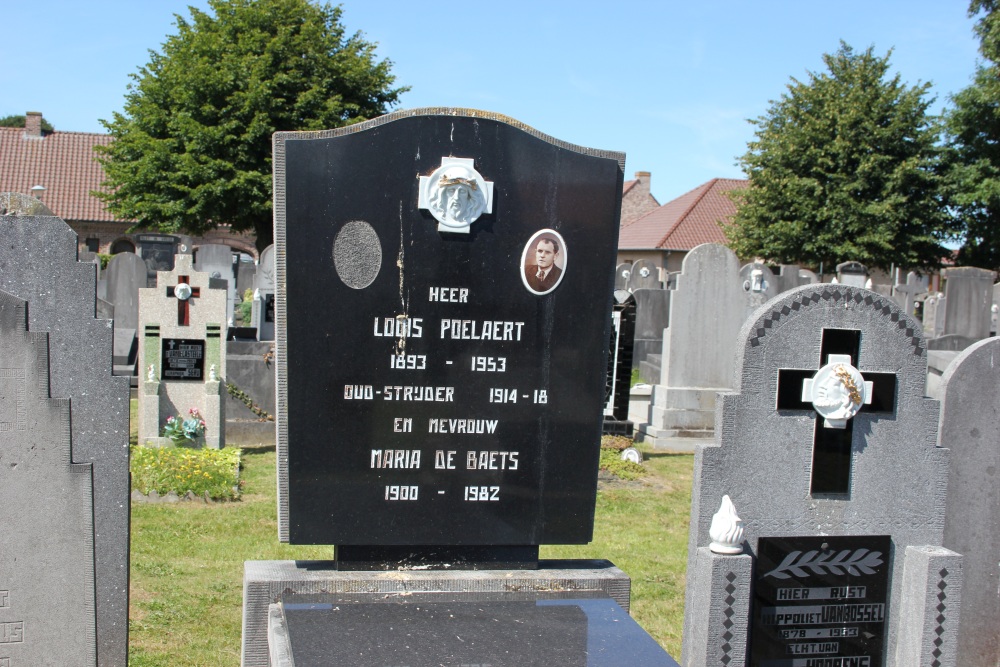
[[681, 284, 963, 667], [0, 198, 130, 667]]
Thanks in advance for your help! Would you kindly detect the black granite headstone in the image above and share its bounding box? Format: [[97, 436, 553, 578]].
[[275, 110, 623, 566], [750, 535, 892, 666], [135, 233, 180, 287], [603, 291, 636, 435]]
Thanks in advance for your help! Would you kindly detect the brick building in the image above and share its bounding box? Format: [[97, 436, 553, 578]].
[[0, 112, 258, 259], [620, 170, 660, 225], [617, 177, 746, 281]]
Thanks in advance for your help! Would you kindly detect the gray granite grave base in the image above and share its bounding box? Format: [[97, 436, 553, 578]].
[[634, 425, 713, 453], [894, 545, 963, 667], [641, 386, 723, 448], [925, 350, 960, 400], [241, 559, 631, 667], [225, 419, 276, 446], [679, 548, 752, 667]]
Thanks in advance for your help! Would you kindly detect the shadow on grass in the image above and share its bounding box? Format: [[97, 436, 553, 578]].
[[239, 444, 276, 456]]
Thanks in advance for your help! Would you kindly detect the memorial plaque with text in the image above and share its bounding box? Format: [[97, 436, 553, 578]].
[[275, 110, 623, 550], [750, 535, 891, 667], [160, 338, 205, 380]]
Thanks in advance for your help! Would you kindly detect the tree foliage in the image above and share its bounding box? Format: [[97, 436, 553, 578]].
[[96, 0, 405, 250], [0, 114, 55, 133], [942, 1, 1000, 270], [726, 43, 953, 271]]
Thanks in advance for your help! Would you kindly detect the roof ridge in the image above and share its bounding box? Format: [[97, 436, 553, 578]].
[[654, 178, 716, 248], [0, 127, 109, 138]]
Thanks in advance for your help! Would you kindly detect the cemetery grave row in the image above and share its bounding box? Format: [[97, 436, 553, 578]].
[[0, 108, 996, 667]]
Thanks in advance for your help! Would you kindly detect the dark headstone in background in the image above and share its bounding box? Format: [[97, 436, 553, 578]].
[[135, 233, 180, 287], [274, 110, 624, 563], [604, 291, 636, 435]]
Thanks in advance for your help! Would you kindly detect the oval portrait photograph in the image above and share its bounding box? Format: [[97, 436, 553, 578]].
[[521, 229, 567, 295]]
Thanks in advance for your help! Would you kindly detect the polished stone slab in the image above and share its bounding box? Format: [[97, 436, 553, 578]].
[[270, 591, 679, 667]]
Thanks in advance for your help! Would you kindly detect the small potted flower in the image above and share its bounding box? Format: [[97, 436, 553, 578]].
[[162, 408, 207, 447]]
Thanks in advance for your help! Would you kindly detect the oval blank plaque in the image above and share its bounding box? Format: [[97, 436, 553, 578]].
[[333, 220, 382, 289]]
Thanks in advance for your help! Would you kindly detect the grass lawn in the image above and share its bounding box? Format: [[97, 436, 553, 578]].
[[128, 443, 694, 665]]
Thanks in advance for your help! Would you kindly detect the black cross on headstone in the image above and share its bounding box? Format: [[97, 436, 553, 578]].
[[776, 328, 897, 495], [166, 276, 200, 326]]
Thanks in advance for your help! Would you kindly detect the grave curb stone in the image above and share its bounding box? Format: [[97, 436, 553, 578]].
[[240, 560, 632, 667], [679, 549, 751, 667], [893, 546, 963, 666]]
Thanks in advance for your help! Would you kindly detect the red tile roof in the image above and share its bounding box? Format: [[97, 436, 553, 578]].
[[0, 126, 121, 223], [622, 179, 636, 195], [618, 177, 746, 251]]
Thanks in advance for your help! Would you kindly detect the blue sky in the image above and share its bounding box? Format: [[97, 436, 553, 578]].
[[1, 1, 982, 204]]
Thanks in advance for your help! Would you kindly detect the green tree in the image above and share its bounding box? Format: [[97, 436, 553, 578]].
[[726, 42, 953, 271], [96, 0, 405, 250], [943, 1, 1000, 270], [0, 114, 54, 133]]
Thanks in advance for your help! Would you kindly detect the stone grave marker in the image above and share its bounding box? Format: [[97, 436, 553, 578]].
[[836, 261, 869, 287], [614, 261, 632, 291], [774, 264, 806, 293], [0, 291, 98, 666], [629, 258, 660, 290], [135, 233, 180, 287], [194, 243, 237, 324], [681, 283, 963, 667], [105, 252, 148, 376], [631, 287, 670, 383], [992, 282, 1000, 334], [941, 265, 996, 341], [236, 256, 257, 299], [604, 290, 636, 435], [252, 244, 276, 341], [0, 196, 131, 667], [242, 109, 677, 666], [891, 271, 925, 317], [798, 268, 819, 284], [234, 257, 256, 328], [937, 337, 1000, 667], [923, 292, 946, 337], [740, 260, 778, 315], [138, 254, 227, 448], [638, 243, 744, 448]]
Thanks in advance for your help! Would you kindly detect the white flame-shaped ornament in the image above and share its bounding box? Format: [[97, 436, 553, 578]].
[[709, 495, 745, 555]]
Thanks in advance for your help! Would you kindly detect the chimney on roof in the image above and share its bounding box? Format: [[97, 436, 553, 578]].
[[634, 171, 651, 196], [24, 111, 43, 138]]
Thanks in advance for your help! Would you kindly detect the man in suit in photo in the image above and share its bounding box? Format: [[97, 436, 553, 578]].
[[524, 236, 563, 293]]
